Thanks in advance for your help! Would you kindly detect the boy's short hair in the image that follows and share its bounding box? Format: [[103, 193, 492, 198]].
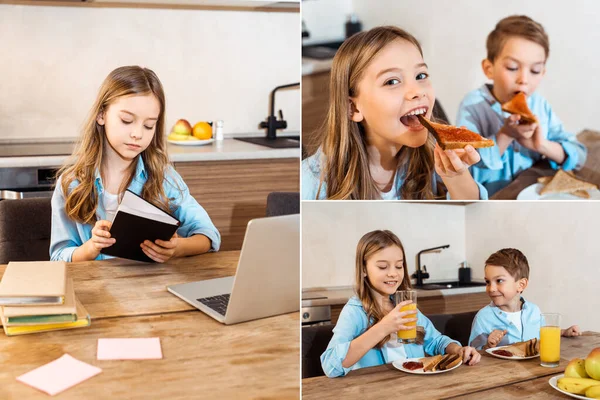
[[486, 15, 549, 62], [485, 248, 530, 280]]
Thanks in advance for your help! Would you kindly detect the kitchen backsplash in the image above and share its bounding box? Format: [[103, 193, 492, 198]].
[[0, 5, 300, 140]]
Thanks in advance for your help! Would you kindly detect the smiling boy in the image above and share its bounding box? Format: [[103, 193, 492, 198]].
[[469, 248, 580, 350], [456, 15, 587, 196]]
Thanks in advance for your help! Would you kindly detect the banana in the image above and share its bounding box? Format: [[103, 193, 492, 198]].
[[587, 385, 600, 399], [167, 132, 191, 141], [557, 377, 600, 395]]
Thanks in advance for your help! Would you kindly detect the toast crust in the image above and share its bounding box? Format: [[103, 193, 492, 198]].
[[539, 169, 598, 195], [501, 92, 537, 124]]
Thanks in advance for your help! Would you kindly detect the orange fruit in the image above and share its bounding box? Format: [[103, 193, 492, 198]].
[[192, 122, 212, 140]]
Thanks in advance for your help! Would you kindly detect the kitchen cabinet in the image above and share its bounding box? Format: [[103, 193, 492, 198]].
[[174, 157, 299, 251]]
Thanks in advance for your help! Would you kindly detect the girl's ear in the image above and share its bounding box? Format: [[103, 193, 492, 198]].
[[481, 59, 494, 80], [349, 99, 363, 123], [96, 110, 105, 126]]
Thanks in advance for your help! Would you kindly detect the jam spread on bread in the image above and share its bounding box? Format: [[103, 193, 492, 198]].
[[492, 349, 514, 357], [402, 361, 423, 370]]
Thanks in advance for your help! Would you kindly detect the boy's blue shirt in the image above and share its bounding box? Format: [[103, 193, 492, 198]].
[[302, 148, 489, 200], [320, 296, 460, 378], [456, 84, 587, 196], [468, 297, 542, 350], [50, 156, 221, 262]]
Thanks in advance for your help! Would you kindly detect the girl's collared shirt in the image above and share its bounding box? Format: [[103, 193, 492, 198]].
[[50, 156, 221, 262], [320, 296, 460, 378], [456, 84, 587, 196], [301, 148, 489, 200], [468, 297, 542, 350]]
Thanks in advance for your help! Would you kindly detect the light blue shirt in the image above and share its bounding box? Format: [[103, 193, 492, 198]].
[[321, 296, 460, 378], [468, 297, 542, 350], [302, 148, 488, 200], [50, 156, 221, 262], [456, 84, 587, 196]]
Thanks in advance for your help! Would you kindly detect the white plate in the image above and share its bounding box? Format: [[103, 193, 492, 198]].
[[549, 374, 594, 400], [167, 138, 214, 146], [392, 357, 462, 375], [516, 183, 600, 200], [485, 346, 539, 360]]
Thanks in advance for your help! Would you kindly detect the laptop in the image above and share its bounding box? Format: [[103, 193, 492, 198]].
[[167, 214, 299, 325]]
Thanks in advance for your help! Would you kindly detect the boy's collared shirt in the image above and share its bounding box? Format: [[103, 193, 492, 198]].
[[456, 84, 587, 196], [50, 156, 221, 262], [320, 296, 460, 378], [469, 297, 542, 350], [302, 148, 489, 200]]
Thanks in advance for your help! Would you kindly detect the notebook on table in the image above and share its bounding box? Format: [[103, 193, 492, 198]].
[[0, 261, 67, 306], [101, 190, 180, 263]]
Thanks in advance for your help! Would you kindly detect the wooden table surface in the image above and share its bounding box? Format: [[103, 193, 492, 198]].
[[302, 332, 600, 400], [0, 252, 300, 399], [492, 130, 600, 199]]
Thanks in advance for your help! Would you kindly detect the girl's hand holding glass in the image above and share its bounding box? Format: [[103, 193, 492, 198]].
[[380, 300, 417, 335], [140, 233, 179, 263]]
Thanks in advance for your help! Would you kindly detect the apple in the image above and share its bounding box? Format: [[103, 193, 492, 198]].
[[586, 348, 600, 380], [565, 358, 590, 379], [171, 119, 192, 135]]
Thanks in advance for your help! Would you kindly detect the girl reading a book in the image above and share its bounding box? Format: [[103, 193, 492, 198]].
[[301, 26, 487, 200], [50, 66, 220, 262], [320, 230, 481, 378]]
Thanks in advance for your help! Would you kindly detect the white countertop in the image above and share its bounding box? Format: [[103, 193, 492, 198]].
[[0, 137, 300, 168], [302, 284, 487, 307]]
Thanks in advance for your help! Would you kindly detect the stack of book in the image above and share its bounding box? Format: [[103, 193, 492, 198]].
[[0, 261, 90, 336]]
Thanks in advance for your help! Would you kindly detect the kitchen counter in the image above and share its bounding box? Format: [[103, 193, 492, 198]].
[[0, 136, 300, 168], [302, 57, 333, 76], [302, 284, 487, 307]]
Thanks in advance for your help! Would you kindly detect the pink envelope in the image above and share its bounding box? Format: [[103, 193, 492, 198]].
[[16, 354, 102, 396], [97, 337, 163, 360]]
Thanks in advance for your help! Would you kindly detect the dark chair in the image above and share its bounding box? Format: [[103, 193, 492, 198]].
[[302, 324, 334, 378], [265, 192, 300, 217], [0, 198, 52, 264], [432, 100, 451, 125], [427, 311, 478, 347]]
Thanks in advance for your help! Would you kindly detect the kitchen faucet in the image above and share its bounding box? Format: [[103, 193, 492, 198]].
[[412, 245, 450, 287], [259, 82, 300, 140]]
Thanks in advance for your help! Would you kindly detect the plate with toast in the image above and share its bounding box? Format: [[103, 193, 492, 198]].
[[485, 338, 539, 360], [517, 170, 600, 200], [392, 354, 462, 375]]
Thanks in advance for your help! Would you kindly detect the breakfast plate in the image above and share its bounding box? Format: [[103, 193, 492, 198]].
[[549, 374, 594, 400], [392, 357, 462, 375], [516, 183, 600, 200], [485, 346, 539, 360], [167, 138, 214, 146]]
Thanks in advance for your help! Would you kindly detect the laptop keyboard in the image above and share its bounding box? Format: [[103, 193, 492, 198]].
[[196, 294, 230, 316]]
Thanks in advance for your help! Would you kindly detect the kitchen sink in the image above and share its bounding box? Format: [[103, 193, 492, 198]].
[[302, 40, 345, 60], [416, 281, 487, 291]]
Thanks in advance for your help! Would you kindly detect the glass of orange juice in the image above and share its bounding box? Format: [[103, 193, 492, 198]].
[[540, 313, 561, 367], [395, 290, 417, 344]]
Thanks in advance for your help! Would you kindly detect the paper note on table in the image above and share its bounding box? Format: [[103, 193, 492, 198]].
[[16, 354, 102, 396], [97, 337, 163, 360]]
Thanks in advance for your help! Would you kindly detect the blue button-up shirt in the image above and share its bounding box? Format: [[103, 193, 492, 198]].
[[468, 297, 542, 350], [302, 148, 488, 200], [50, 156, 221, 262], [456, 84, 587, 196], [321, 296, 460, 378]]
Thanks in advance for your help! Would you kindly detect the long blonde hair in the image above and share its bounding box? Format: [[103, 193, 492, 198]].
[[58, 66, 172, 224], [318, 26, 438, 200], [355, 230, 412, 348]]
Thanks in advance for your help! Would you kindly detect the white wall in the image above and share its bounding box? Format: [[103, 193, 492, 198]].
[[301, 0, 352, 45], [0, 5, 300, 140], [334, 0, 599, 133], [465, 202, 600, 332], [302, 202, 466, 289]]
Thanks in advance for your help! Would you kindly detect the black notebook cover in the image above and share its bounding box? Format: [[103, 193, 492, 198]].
[[101, 191, 180, 263]]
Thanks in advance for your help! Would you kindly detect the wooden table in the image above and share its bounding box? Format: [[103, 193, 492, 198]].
[[492, 130, 600, 199], [302, 332, 600, 400], [0, 252, 299, 399]]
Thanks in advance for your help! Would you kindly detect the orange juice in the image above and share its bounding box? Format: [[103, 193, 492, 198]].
[[397, 303, 417, 343], [540, 326, 561, 365]]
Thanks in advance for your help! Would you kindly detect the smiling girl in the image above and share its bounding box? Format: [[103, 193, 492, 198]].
[[321, 230, 480, 378], [302, 26, 487, 200], [50, 66, 220, 262]]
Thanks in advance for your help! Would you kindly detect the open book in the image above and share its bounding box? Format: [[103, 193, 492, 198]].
[[101, 190, 180, 262]]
